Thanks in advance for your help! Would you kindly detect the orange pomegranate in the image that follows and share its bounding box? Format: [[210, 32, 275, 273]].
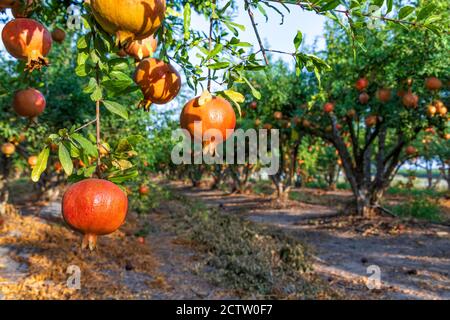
[[13, 88, 46, 118], [323, 102, 334, 113], [263, 123, 273, 130], [54, 161, 62, 172], [376, 88, 391, 103], [88, 0, 166, 45], [438, 106, 448, 116], [134, 58, 181, 111], [427, 105, 437, 116], [402, 92, 419, 109], [27, 155, 38, 167], [273, 111, 283, 120], [355, 77, 369, 92], [139, 185, 149, 195], [2, 18, 52, 71], [62, 179, 128, 250], [1, 142, 16, 156], [347, 109, 356, 118], [254, 118, 261, 126], [359, 92, 369, 105], [180, 92, 236, 154], [365, 115, 378, 128], [51, 27, 66, 43], [125, 35, 157, 60], [444, 133, 450, 140], [425, 77, 442, 91]]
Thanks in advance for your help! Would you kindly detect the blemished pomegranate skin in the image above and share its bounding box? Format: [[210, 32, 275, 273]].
[[62, 179, 128, 250]]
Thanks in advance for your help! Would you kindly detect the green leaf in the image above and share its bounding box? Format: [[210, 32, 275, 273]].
[[320, 0, 341, 12], [417, 4, 436, 21], [294, 31, 303, 52], [183, 3, 191, 40], [207, 62, 230, 70], [71, 133, 98, 157], [31, 147, 50, 183], [58, 143, 73, 176], [103, 100, 129, 120], [398, 6, 415, 19], [90, 85, 103, 101]]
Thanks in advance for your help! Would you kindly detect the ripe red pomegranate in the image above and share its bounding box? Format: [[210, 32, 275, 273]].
[[13, 88, 46, 118], [89, 0, 166, 45], [2, 18, 52, 71], [125, 35, 157, 60], [323, 102, 334, 113], [134, 58, 181, 111], [180, 92, 236, 153], [51, 27, 66, 43], [402, 92, 419, 109], [425, 77, 442, 91], [139, 185, 149, 195], [1, 142, 16, 156], [359, 92, 369, 105], [249, 101, 257, 110], [405, 146, 417, 156], [62, 179, 128, 250], [376, 88, 391, 103], [355, 77, 369, 92]]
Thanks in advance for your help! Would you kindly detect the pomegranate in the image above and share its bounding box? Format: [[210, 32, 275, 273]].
[[376, 88, 391, 103], [134, 58, 181, 111], [2, 18, 52, 71], [137, 236, 145, 244], [427, 105, 437, 116], [263, 123, 273, 130], [365, 115, 378, 128], [347, 109, 356, 118], [180, 91, 236, 154], [439, 106, 448, 116], [444, 133, 450, 140], [62, 179, 128, 250], [425, 77, 442, 91], [302, 119, 311, 128], [405, 146, 417, 156], [254, 118, 261, 126], [323, 102, 334, 113], [139, 185, 149, 195], [125, 35, 157, 60], [402, 92, 419, 109], [13, 88, 46, 118], [273, 111, 283, 120], [11, 0, 38, 18], [51, 27, 66, 43], [355, 77, 369, 92], [88, 0, 166, 45], [1, 142, 16, 156], [27, 155, 38, 167], [249, 101, 257, 110], [54, 161, 62, 172], [359, 92, 369, 105]]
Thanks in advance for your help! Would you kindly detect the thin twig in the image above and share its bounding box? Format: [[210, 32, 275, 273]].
[[207, 1, 215, 92], [73, 119, 96, 133], [245, 0, 269, 65]]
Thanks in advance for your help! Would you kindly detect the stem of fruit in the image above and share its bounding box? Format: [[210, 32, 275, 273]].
[[207, 1, 215, 92]]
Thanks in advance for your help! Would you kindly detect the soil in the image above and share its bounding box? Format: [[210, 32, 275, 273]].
[[0, 198, 235, 300], [174, 183, 450, 300]]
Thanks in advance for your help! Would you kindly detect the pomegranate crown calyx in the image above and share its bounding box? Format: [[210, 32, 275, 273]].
[[198, 90, 213, 106]]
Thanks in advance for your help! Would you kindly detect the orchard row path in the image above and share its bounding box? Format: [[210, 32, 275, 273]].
[[173, 183, 450, 300]]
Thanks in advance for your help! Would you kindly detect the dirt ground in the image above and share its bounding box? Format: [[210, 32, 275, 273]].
[[0, 198, 235, 300], [175, 183, 450, 300], [1, 181, 449, 300]]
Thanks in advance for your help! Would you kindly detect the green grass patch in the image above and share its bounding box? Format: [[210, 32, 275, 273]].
[[389, 198, 442, 223]]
